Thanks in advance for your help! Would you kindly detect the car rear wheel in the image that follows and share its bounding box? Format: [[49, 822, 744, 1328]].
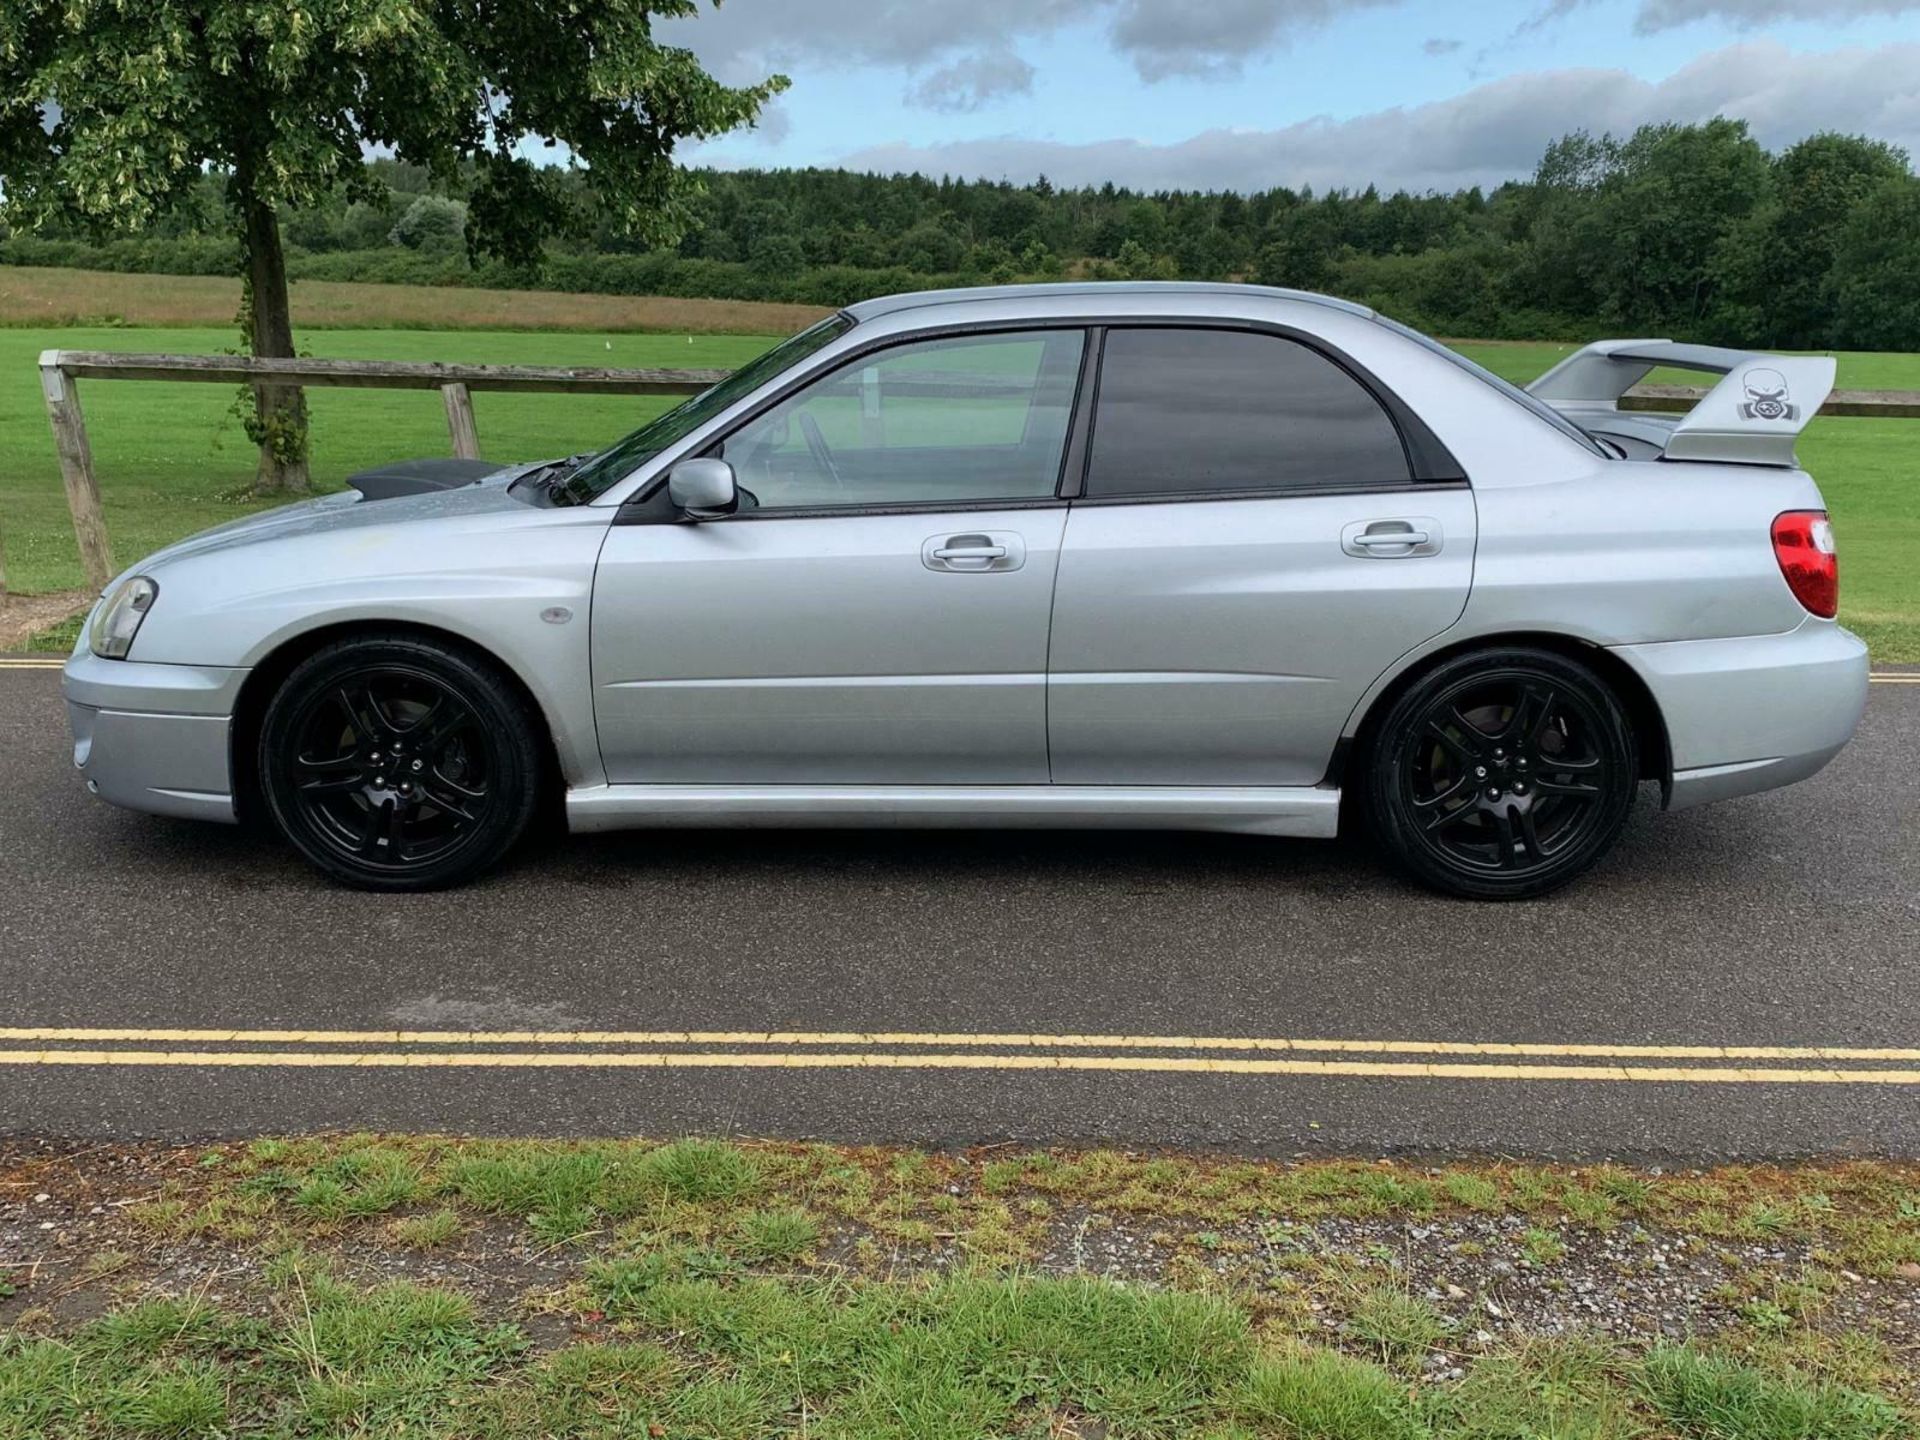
[[258, 634, 542, 890], [1362, 648, 1638, 900]]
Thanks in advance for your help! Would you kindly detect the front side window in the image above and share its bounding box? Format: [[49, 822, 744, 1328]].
[[717, 329, 1085, 510], [553, 314, 854, 504], [1085, 327, 1412, 498]]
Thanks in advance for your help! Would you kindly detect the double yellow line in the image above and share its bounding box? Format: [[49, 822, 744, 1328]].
[[5, 660, 1920, 680], [3, 1027, 1917, 1084]]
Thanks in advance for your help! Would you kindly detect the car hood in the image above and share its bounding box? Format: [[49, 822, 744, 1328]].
[[127, 461, 557, 578]]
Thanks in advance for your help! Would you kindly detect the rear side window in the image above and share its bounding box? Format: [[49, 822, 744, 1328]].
[[1086, 328, 1411, 498]]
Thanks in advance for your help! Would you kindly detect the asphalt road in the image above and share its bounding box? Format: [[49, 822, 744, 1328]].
[[2, 658, 1916, 1159]]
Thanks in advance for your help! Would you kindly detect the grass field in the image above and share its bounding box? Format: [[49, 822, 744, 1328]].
[[0, 276, 1912, 657], [0, 263, 831, 334], [1448, 341, 1920, 394], [4, 1135, 1917, 1438]]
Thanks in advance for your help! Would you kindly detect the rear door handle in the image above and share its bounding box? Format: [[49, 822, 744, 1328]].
[[1342, 518, 1442, 558], [922, 532, 1025, 573]]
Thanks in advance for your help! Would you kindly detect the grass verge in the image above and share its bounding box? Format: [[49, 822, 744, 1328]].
[[3, 1136, 1918, 1437]]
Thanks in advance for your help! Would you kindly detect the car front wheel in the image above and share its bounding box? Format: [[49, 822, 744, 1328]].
[[257, 634, 543, 890], [1363, 647, 1638, 900]]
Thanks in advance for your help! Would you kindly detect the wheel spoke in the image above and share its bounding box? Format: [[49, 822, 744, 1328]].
[[1424, 716, 1483, 762], [293, 761, 366, 796], [1413, 771, 1475, 811], [384, 795, 410, 857], [353, 800, 388, 856], [1490, 808, 1519, 867], [1544, 752, 1602, 772], [1496, 683, 1555, 745], [1533, 776, 1600, 799], [419, 768, 484, 824], [1515, 805, 1546, 863], [1422, 802, 1476, 835], [407, 693, 466, 751], [337, 682, 398, 743]]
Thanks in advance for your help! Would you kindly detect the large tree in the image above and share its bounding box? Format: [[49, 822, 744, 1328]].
[[0, 1, 783, 492]]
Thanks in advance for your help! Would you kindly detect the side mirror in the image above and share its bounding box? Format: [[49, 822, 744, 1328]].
[[666, 458, 738, 519]]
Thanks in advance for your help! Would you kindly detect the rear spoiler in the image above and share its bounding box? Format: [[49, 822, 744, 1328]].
[[1526, 339, 1835, 467]]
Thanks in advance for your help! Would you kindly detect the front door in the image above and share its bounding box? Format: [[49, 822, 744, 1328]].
[[591, 328, 1086, 785], [1048, 325, 1476, 787]]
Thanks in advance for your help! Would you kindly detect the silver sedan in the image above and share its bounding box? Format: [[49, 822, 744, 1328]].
[[63, 283, 1869, 898]]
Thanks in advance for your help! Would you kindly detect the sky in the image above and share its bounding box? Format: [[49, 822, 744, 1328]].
[[657, 0, 1920, 193]]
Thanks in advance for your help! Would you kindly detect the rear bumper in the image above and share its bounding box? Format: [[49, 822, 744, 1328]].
[[62, 650, 246, 824], [1610, 620, 1869, 811]]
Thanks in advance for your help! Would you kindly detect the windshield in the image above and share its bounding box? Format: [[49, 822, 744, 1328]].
[[1371, 315, 1611, 459], [551, 314, 856, 504]]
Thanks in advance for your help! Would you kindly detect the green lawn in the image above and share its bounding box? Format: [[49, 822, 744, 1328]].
[[1, 325, 1914, 658]]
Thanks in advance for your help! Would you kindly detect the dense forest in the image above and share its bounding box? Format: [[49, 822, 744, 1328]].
[[5, 118, 1918, 349]]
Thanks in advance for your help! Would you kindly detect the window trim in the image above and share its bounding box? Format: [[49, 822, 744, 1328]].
[[614, 312, 1469, 526], [617, 320, 1094, 525], [1074, 319, 1466, 504]]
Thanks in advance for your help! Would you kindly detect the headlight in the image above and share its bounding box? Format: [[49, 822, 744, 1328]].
[[89, 575, 159, 659]]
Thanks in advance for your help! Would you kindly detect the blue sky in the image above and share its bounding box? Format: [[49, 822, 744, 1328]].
[[659, 0, 1920, 192]]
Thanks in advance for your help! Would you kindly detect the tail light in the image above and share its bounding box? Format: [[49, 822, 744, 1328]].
[[1771, 510, 1839, 618]]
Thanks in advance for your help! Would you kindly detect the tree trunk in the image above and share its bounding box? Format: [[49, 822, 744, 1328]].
[[241, 191, 310, 495]]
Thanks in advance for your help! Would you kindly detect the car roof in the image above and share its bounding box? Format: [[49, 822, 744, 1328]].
[[842, 281, 1376, 324]]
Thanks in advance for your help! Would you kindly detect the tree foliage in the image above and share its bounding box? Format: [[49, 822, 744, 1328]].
[[0, 0, 784, 488], [4, 102, 1917, 353]]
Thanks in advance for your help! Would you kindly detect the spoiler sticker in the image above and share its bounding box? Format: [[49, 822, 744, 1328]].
[[1738, 367, 1797, 422]]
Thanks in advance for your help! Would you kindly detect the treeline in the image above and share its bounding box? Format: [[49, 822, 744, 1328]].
[[5, 118, 1918, 349]]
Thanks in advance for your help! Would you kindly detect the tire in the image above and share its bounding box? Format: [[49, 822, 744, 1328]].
[[257, 633, 543, 890], [1361, 647, 1638, 901]]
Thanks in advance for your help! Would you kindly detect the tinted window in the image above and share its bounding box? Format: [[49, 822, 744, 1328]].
[[718, 330, 1084, 510], [1086, 328, 1410, 497]]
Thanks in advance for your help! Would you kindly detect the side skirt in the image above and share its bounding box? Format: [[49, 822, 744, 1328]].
[[565, 784, 1341, 838]]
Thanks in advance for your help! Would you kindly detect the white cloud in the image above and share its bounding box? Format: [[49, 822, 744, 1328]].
[[1107, 0, 1398, 80], [834, 40, 1920, 194], [906, 46, 1038, 112], [1634, 0, 1920, 29], [657, 0, 1389, 84]]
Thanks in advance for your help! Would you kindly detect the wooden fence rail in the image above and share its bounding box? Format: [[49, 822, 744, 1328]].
[[35, 350, 725, 591], [22, 349, 1920, 596]]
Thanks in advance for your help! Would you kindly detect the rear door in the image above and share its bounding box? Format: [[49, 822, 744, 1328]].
[[1048, 325, 1476, 786]]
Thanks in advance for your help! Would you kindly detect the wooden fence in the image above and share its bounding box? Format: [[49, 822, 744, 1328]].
[[19, 350, 1920, 596], [33, 351, 725, 591]]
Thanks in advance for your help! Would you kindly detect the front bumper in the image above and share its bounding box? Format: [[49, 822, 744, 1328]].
[[63, 649, 248, 824], [1610, 619, 1870, 811]]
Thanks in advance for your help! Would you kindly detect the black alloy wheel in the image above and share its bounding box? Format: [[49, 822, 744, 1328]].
[[1363, 648, 1638, 900], [258, 634, 542, 890]]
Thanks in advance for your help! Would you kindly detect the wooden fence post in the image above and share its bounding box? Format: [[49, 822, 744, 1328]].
[[39, 354, 115, 591], [442, 383, 481, 459]]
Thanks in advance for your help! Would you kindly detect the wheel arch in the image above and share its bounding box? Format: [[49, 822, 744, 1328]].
[[1332, 630, 1672, 802], [229, 619, 566, 828]]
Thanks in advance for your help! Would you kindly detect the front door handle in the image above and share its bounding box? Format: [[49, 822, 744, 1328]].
[[932, 543, 1007, 564], [922, 532, 1026, 573], [1342, 517, 1443, 558]]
